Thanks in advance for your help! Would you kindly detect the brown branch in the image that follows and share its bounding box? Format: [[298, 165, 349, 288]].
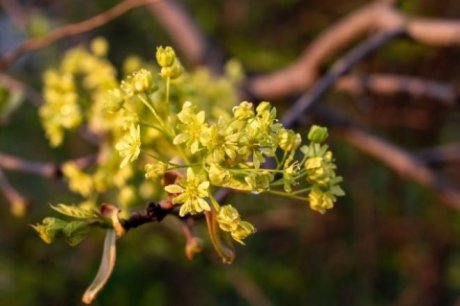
[[0, 0, 160, 70], [248, 1, 460, 99], [147, 0, 207, 67], [318, 108, 460, 211], [417, 144, 460, 166], [281, 29, 403, 127], [0, 151, 97, 179], [0, 168, 27, 216], [335, 74, 456, 106]]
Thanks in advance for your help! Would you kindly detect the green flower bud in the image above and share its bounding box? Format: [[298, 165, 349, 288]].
[[156, 46, 176, 67], [307, 125, 328, 143]]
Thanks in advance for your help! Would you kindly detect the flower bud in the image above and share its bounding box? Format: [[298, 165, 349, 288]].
[[91, 37, 108, 57], [307, 125, 328, 143], [156, 46, 176, 67]]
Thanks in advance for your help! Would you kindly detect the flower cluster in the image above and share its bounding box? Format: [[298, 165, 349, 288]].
[[35, 42, 345, 303], [301, 125, 345, 213]]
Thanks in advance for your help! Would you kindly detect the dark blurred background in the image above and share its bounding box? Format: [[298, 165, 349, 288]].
[[1, 0, 460, 305]]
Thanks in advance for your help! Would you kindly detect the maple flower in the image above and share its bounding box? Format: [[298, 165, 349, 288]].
[[165, 168, 210, 216], [115, 124, 141, 168], [173, 102, 207, 154]]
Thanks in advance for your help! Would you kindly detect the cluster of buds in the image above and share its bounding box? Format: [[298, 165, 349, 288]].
[[156, 46, 183, 79]]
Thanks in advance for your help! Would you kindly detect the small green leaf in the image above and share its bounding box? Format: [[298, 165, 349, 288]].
[[51, 204, 100, 219], [64, 221, 91, 246], [32, 217, 93, 246], [31, 217, 67, 244]]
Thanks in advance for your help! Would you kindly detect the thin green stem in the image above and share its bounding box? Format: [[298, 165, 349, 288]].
[[165, 77, 170, 111], [139, 121, 167, 134], [226, 167, 285, 174], [265, 190, 309, 201], [277, 151, 288, 170], [208, 193, 221, 210], [137, 94, 164, 127], [291, 187, 311, 195]]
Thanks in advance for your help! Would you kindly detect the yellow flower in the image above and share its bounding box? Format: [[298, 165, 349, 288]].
[[144, 162, 167, 180], [216, 204, 256, 245], [231, 221, 256, 245], [201, 122, 239, 163], [217, 205, 241, 232], [115, 124, 141, 168], [278, 128, 301, 152], [173, 102, 207, 154], [232, 101, 254, 120], [304, 151, 335, 186], [308, 186, 335, 214], [164, 168, 210, 216]]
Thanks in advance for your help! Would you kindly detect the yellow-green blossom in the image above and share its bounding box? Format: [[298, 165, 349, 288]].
[[244, 171, 273, 192], [283, 162, 300, 193], [164, 168, 210, 216], [232, 101, 254, 120], [208, 163, 231, 186], [144, 162, 167, 180], [217, 205, 241, 232], [308, 186, 334, 214], [115, 124, 141, 168], [304, 151, 335, 186], [216, 204, 256, 245], [156, 46, 176, 67], [201, 121, 239, 163], [278, 128, 301, 152], [231, 221, 256, 245], [173, 102, 207, 154], [62, 162, 93, 197]]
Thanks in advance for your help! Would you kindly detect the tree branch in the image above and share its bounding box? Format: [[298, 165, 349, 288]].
[[0, 151, 97, 179], [0, 168, 27, 216], [281, 29, 403, 127], [0, 0, 160, 70], [248, 1, 460, 99], [335, 74, 457, 106], [147, 0, 206, 67], [318, 108, 460, 211]]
